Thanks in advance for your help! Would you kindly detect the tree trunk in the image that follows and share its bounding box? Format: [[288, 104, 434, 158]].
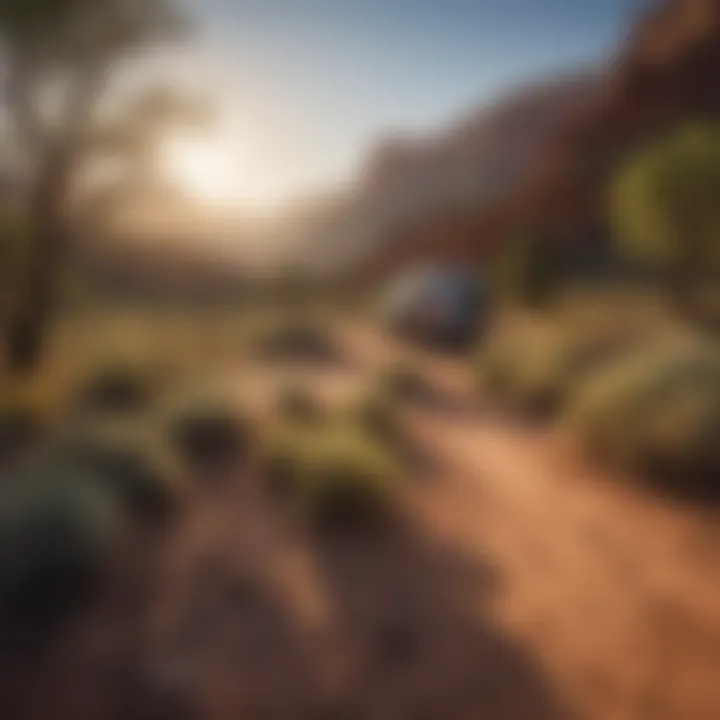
[[5, 168, 67, 375]]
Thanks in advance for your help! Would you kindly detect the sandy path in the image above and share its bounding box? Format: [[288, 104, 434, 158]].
[[2, 323, 718, 720], [343, 323, 720, 720]]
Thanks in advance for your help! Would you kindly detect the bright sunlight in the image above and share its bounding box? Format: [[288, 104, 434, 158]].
[[162, 133, 244, 207]]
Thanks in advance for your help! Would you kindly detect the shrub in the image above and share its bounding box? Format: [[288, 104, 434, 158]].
[[72, 357, 161, 415], [256, 315, 338, 363], [47, 421, 186, 520], [166, 394, 252, 469], [276, 383, 325, 424], [347, 391, 404, 449], [477, 321, 638, 417], [493, 231, 561, 308], [261, 422, 402, 529], [0, 467, 123, 627], [565, 342, 720, 496], [378, 363, 432, 404]]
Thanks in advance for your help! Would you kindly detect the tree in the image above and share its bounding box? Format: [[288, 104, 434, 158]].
[[611, 123, 720, 319], [0, 0, 198, 372], [493, 229, 561, 309]]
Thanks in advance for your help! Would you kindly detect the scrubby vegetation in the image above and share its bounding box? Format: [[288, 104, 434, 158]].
[[262, 381, 407, 530], [262, 420, 402, 529], [255, 314, 339, 363], [48, 421, 187, 519], [72, 356, 165, 415], [565, 341, 720, 497], [477, 319, 636, 417], [165, 393, 251, 469], [377, 362, 432, 404], [0, 466, 123, 628], [347, 391, 404, 449], [612, 123, 720, 321], [492, 230, 562, 309]]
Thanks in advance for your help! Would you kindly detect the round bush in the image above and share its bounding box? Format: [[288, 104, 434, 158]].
[[256, 316, 338, 363], [73, 358, 160, 415], [276, 383, 325, 424], [378, 363, 431, 404], [0, 468, 123, 627], [167, 398, 251, 469], [49, 422, 186, 519], [566, 342, 720, 496], [347, 392, 404, 449], [477, 323, 636, 417], [262, 422, 402, 529]]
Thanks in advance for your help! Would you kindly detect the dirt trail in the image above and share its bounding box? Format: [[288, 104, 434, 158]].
[[344, 324, 720, 720], [2, 324, 719, 720]]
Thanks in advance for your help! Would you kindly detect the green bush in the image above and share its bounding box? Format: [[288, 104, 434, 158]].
[[276, 383, 325, 424], [261, 421, 402, 529], [477, 321, 637, 417], [0, 467, 123, 625], [165, 394, 252, 469], [48, 421, 186, 519], [493, 231, 561, 308], [72, 357, 161, 415], [377, 362, 431, 404], [256, 315, 338, 363], [565, 342, 720, 496], [347, 391, 404, 449]]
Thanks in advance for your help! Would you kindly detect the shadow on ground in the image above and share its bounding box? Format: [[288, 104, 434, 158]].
[[0, 469, 574, 720]]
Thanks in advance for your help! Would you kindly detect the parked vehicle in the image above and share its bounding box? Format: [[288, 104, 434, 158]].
[[381, 265, 490, 349]]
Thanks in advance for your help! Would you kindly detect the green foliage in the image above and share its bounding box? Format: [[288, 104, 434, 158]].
[[493, 230, 561, 308], [347, 391, 404, 449], [377, 362, 431, 404], [261, 420, 402, 530], [48, 420, 186, 519], [255, 315, 338, 363], [477, 320, 638, 417], [565, 342, 720, 496], [611, 124, 720, 311], [72, 357, 162, 415], [166, 394, 251, 468], [0, 466, 123, 624]]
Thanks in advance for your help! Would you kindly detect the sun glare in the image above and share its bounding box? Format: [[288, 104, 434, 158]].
[[162, 134, 243, 207]]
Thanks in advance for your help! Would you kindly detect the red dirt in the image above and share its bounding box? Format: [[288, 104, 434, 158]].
[[1, 325, 718, 720]]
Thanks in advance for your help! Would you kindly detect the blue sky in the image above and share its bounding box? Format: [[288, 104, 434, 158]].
[[177, 0, 642, 211]]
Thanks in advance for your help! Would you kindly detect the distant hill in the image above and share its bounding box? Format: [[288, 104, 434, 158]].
[[294, 72, 603, 276], [299, 0, 720, 283]]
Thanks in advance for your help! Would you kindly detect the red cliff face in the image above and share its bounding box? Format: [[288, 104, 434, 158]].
[[519, 0, 720, 243], [354, 0, 720, 281]]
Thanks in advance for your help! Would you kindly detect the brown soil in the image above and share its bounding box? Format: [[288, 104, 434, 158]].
[[1, 325, 718, 720]]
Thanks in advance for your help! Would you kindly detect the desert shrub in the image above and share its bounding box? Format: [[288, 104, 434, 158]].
[[0, 393, 48, 459], [72, 357, 161, 415], [261, 421, 402, 529], [347, 391, 404, 449], [256, 315, 338, 363], [276, 383, 325, 424], [0, 467, 123, 627], [378, 362, 432, 404], [166, 394, 252, 469], [493, 230, 562, 308], [565, 342, 720, 496], [47, 421, 186, 519], [477, 320, 639, 417]]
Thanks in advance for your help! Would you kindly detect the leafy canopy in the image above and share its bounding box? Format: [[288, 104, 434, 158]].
[[611, 123, 720, 269]]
